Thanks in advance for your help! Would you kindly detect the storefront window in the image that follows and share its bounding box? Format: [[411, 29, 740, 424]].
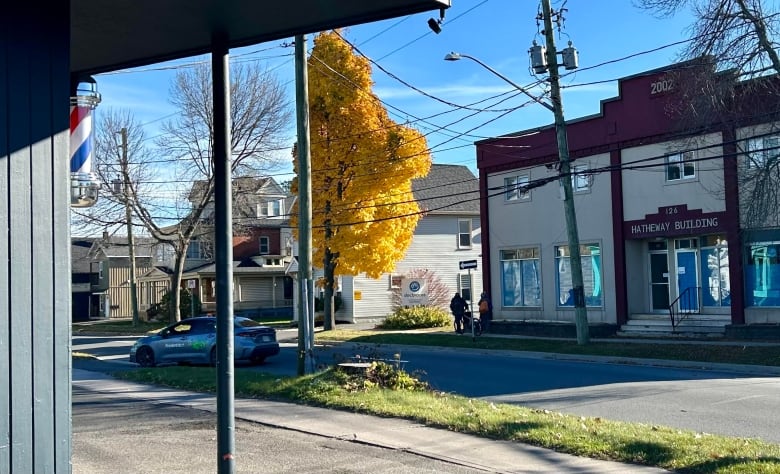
[[746, 242, 780, 307], [555, 244, 603, 307], [700, 237, 730, 307], [500, 248, 541, 307]]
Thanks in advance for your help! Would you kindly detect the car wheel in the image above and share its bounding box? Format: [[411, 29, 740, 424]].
[[136, 346, 156, 368], [251, 356, 266, 366], [209, 347, 217, 367]]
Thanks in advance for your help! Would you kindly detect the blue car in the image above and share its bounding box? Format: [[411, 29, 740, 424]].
[[129, 316, 280, 367]]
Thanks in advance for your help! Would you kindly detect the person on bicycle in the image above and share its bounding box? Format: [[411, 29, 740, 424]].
[[449, 292, 467, 334], [478, 292, 493, 333]]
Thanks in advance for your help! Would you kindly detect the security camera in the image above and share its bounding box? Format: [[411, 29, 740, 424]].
[[428, 17, 442, 34], [427, 7, 445, 34]]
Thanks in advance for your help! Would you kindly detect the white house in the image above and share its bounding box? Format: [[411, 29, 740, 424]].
[[293, 164, 484, 323]]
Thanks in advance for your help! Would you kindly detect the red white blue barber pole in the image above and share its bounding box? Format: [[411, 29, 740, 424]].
[[70, 77, 101, 207]]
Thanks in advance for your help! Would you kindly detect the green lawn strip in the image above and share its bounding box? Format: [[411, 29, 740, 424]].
[[72, 320, 166, 335], [316, 330, 780, 367], [114, 366, 780, 473]]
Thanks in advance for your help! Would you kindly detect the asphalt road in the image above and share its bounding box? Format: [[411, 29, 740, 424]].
[[72, 386, 484, 474], [73, 334, 780, 444]]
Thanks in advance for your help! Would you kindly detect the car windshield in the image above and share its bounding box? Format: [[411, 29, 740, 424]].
[[235, 318, 261, 328]]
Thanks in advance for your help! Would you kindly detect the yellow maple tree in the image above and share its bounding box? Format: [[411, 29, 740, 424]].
[[291, 30, 431, 329]]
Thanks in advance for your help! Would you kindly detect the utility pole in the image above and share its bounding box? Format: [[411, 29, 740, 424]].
[[120, 127, 140, 327], [540, 0, 589, 344], [294, 34, 314, 376]]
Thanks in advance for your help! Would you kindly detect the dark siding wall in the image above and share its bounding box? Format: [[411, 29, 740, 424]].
[[1, 4, 72, 472]]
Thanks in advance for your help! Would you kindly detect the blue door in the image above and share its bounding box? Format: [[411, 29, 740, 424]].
[[676, 251, 699, 312]]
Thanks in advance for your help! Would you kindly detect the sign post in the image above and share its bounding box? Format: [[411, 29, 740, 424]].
[[188, 279, 196, 318], [458, 260, 478, 340]]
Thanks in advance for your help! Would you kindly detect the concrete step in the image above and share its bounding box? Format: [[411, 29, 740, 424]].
[[620, 313, 728, 337], [615, 329, 725, 338]]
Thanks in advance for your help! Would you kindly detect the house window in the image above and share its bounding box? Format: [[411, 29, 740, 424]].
[[555, 243, 603, 307], [745, 134, 780, 169], [98, 262, 104, 281], [504, 174, 530, 201], [572, 163, 590, 192], [458, 273, 472, 302], [186, 241, 203, 259], [458, 219, 472, 249], [258, 199, 284, 218], [270, 199, 282, 217], [390, 275, 402, 289], [665, 151, 695, 181], [746, 241, 780, 307], [501, 248, 541, 307], [259, 236, 270, 255]]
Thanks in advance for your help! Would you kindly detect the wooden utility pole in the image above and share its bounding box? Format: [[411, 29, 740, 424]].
[[541, 0, 589, 344], [120, 128, 139, 326]]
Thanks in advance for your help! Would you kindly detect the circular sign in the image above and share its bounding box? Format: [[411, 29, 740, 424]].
[[409, 281, 421, 292]]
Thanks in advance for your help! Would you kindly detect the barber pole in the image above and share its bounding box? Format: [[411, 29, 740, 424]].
[[70, 77, 102, 207]]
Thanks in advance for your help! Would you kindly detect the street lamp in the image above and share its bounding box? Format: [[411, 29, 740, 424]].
[[443, 52, 554, 112], [445, 1, 590, 345]]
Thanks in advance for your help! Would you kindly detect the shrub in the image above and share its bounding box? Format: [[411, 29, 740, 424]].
[[158, 288, 201, 320], [314, 293, 342, 312], [379, 306, 451, 330], [335, 361, 429, 392]]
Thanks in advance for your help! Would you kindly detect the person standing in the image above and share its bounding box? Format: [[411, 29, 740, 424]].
[[478, 292, 493, 333], [449, 292, 467, 334]]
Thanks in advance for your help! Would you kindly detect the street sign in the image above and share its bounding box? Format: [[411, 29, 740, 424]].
[[459, 260, 478, 270], [400, 278, 428, 306]]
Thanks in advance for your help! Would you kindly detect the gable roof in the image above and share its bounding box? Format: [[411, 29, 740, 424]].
[[88, 236, 156, 259], [412, 164, 479, 215], [71, 238, 96, 274]]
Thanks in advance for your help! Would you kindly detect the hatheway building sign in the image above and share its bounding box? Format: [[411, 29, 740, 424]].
[[623, 204, 727, 239]]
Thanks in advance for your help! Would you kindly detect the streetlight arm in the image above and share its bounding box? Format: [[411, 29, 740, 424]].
[[444, 52, 554, 112]]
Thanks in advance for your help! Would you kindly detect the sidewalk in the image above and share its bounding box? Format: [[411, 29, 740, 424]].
[[73, 368, 669, 473]]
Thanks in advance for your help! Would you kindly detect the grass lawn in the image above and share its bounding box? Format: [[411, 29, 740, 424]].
[[115, 365, 780, 474], [315, 329, 780, 368], [72, 316, 293, 335]]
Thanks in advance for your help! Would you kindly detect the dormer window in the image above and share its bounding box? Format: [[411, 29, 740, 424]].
[[257, 199, 284, 218]]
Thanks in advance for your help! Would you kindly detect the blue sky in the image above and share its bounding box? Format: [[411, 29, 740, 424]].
[[94, 0, 694, 182]]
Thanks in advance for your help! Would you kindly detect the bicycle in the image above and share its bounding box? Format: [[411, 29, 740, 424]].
[[461, 311, 482, 337]]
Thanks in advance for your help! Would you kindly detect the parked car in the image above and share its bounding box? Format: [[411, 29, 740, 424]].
[[129, 316, 279, 367]]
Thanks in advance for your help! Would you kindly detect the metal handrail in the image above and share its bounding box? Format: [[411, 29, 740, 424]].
[[669, 286, 701, 331]]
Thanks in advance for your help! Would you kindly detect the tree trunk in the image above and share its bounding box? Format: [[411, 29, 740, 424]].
[[323, 247, 336, 331], [169, 242, 189, 323]]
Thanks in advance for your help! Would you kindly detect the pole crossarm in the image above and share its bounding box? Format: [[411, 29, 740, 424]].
[[443, 52, 554, 112]]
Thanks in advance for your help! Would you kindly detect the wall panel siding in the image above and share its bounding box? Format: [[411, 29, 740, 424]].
[[0, 6, 10, 471], [107, 265, 151, 318], [30, 38, 56, 471], [8, 11, 35, 468], [1, 5, 71, 472], [353, 215, 484, 320], [240, 277, 274, 302], [486, 154, 615, 323]]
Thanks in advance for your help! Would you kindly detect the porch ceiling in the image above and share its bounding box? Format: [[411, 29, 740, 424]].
[[71, 0, 450, 76]]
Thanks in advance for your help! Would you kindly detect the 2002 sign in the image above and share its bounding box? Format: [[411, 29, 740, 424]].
[[650, 78, 674, 95]]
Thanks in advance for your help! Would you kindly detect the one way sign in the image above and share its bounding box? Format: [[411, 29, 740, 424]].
[[459, 259, 478, 270]]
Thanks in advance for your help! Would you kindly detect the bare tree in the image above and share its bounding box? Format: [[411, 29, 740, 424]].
[[136, 61, 293, 322], [81, 62, 292, 323], [636, 0, 780, 230]]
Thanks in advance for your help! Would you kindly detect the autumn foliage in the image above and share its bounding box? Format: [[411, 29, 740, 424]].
[[292, 31, 432, 327]]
